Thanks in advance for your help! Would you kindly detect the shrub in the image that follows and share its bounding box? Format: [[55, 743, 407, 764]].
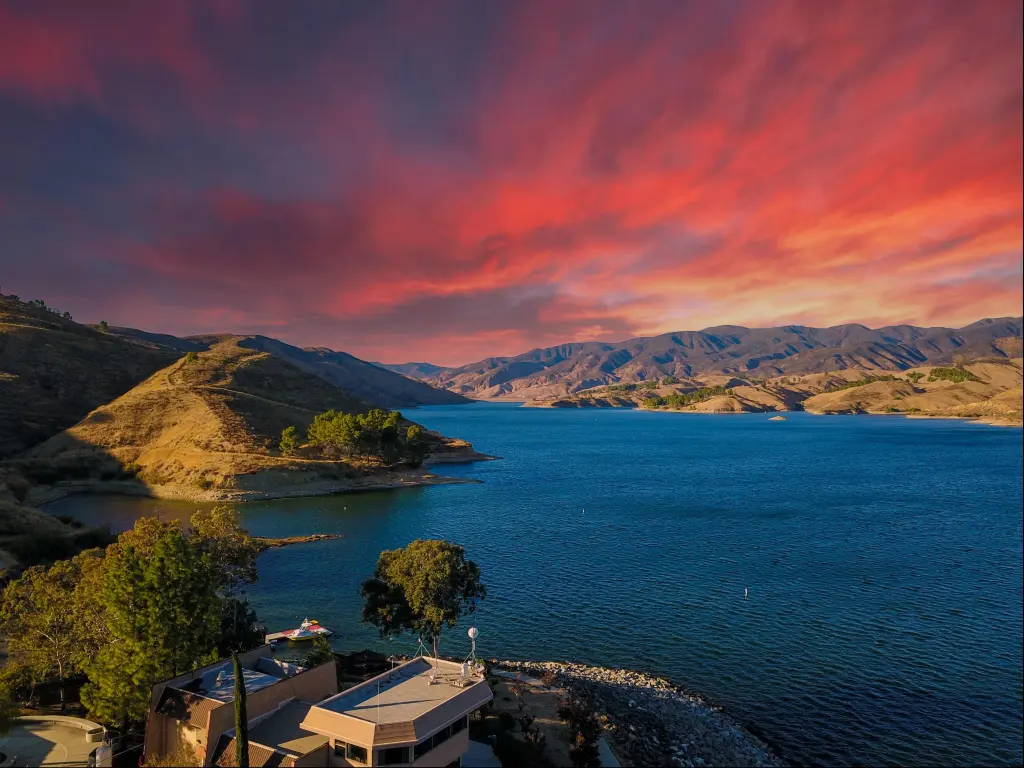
[[183, 351, 198, 365], [497, 710, 517, 731], [98, 320, 108, 333], [557, 696, 601, 768], [927, 366, 978, 383], [644, 386, 732, 409], [492, 731, 542, 768], [279, 425, 299, 456], [661, 376, 679, 385], [824, 374, 899, 392], [906, 371, 925, 383]]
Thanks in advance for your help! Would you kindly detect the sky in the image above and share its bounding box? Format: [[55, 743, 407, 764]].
[[0, 1, 1021, 366]]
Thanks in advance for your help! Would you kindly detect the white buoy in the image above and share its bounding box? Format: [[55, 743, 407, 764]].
[[744, 588, 749, 599]]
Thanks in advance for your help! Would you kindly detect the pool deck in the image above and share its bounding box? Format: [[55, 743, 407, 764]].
[[0, 720, 97, 767]]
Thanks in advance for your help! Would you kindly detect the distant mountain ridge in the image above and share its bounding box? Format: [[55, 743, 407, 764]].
[[423, 317, 1024, 400], [371, 361, 448, 380]]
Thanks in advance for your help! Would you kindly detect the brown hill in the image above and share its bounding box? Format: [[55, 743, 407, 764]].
[[802, 360, 1023, 424], [109, 328, 469, 406], [525, 362, 1023, 424], [429, 318, 1023, 400], [0, 295, 178, 456], [25, 338, 487, 501]]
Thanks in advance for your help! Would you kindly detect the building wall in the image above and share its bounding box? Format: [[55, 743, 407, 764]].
[[146, 712, 207, 766], [411, 729, 468, 768], [323, 727, 469, 768], [293, 743, 330, 767]]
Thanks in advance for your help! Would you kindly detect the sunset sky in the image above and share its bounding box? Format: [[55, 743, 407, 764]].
[[0, 1, 1021, 366]]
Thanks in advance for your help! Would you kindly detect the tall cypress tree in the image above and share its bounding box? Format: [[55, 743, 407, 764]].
[[233, 653, 249, 768]]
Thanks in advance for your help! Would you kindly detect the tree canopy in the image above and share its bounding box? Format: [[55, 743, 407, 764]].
[[307, 408, 429, 466], [361, 539, 485, 658], [1, 507, 264, 731]]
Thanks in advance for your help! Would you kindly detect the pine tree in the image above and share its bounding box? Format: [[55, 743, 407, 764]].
[[82, 530, 221, 729], [233, 653, 250, 768]]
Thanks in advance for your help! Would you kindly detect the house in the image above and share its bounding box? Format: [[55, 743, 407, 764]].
[[145, 647, 492, 768]]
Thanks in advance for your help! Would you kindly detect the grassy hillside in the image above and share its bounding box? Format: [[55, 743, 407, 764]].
[[24, 338, 483, 501], [802, 360, 1023, 424], [109, 328, 469, 406], [0, 295, 178, 456]]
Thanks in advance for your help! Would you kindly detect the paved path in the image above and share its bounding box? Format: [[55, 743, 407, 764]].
[[0, 721, 96, 767]]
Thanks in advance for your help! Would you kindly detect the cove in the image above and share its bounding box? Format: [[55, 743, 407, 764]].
[[48, 405, 1024, 767]]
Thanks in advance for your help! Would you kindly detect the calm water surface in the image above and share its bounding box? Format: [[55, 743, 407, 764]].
[[51, 406, 1024, 767]]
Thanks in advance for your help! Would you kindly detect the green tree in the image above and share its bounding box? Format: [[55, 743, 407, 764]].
[[184, 351, 198, 365], [279, 425, 299, 456], [361, 539, 485, 660], [98, 320, 108, 333], [302, 634, 335, 668], [218, 597, 264, 657], [82, 529, 221, 729], [403, 425, 429, 467], [0, 558, 89, 709], [190, 507, 259, 594], [233, 652, 250, 768]]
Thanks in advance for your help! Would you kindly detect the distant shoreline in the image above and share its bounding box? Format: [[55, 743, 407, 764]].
[[520, 400, 1023, 427]]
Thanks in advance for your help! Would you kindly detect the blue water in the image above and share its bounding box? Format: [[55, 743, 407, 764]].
[[50, 406, 1024, 766]]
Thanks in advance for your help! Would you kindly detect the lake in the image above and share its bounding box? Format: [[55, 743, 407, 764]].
[[49, 405, 1024, 767]]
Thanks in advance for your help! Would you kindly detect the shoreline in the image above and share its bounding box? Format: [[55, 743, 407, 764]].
[[494, 659, 785, 767], [523, 400, 1022, 427], [30, 452, 497, 507]]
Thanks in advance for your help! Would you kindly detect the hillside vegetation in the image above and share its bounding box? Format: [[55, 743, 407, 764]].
[[425, 317, 1023, 400], [22, 338, 485, 501], [526, 361, 1023, 425], [0, 296, 178, 456]]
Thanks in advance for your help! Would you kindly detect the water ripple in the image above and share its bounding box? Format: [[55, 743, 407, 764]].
[[50, 408, 1024, 767]]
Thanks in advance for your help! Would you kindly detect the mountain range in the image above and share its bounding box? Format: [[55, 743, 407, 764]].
[[378, 318, 1023, 401]]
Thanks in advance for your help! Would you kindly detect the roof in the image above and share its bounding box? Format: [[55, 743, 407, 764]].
[[247, 701, 328, 758], [318, 657, 486, 725], [155, 687, 224, 728], [198, 662, 285, 702], [212, 736, 288, 768]]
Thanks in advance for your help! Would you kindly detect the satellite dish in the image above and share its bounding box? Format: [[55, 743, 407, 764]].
[[468, 627, 478, 639]]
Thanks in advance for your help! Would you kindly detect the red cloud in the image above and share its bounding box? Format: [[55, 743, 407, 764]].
[[0, 1, 1020, 365]]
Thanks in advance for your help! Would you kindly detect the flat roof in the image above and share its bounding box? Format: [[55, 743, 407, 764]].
[[248, 700, 328, 758], [201, 663, 283, 702], [318, 658, 482, 725]]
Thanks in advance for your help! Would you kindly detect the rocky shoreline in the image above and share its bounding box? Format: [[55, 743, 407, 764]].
[[495, 660, 784, 768], [254, 533, 343, 550]]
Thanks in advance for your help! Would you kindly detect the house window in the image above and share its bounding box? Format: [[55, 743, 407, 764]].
[[346, 743, 368, 764], [451, 715, 468, 735], [378, 746, 409, 765], [414, 738, 432, 759], [431, 724, 452, 750], [334, 740, 348, 757]]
